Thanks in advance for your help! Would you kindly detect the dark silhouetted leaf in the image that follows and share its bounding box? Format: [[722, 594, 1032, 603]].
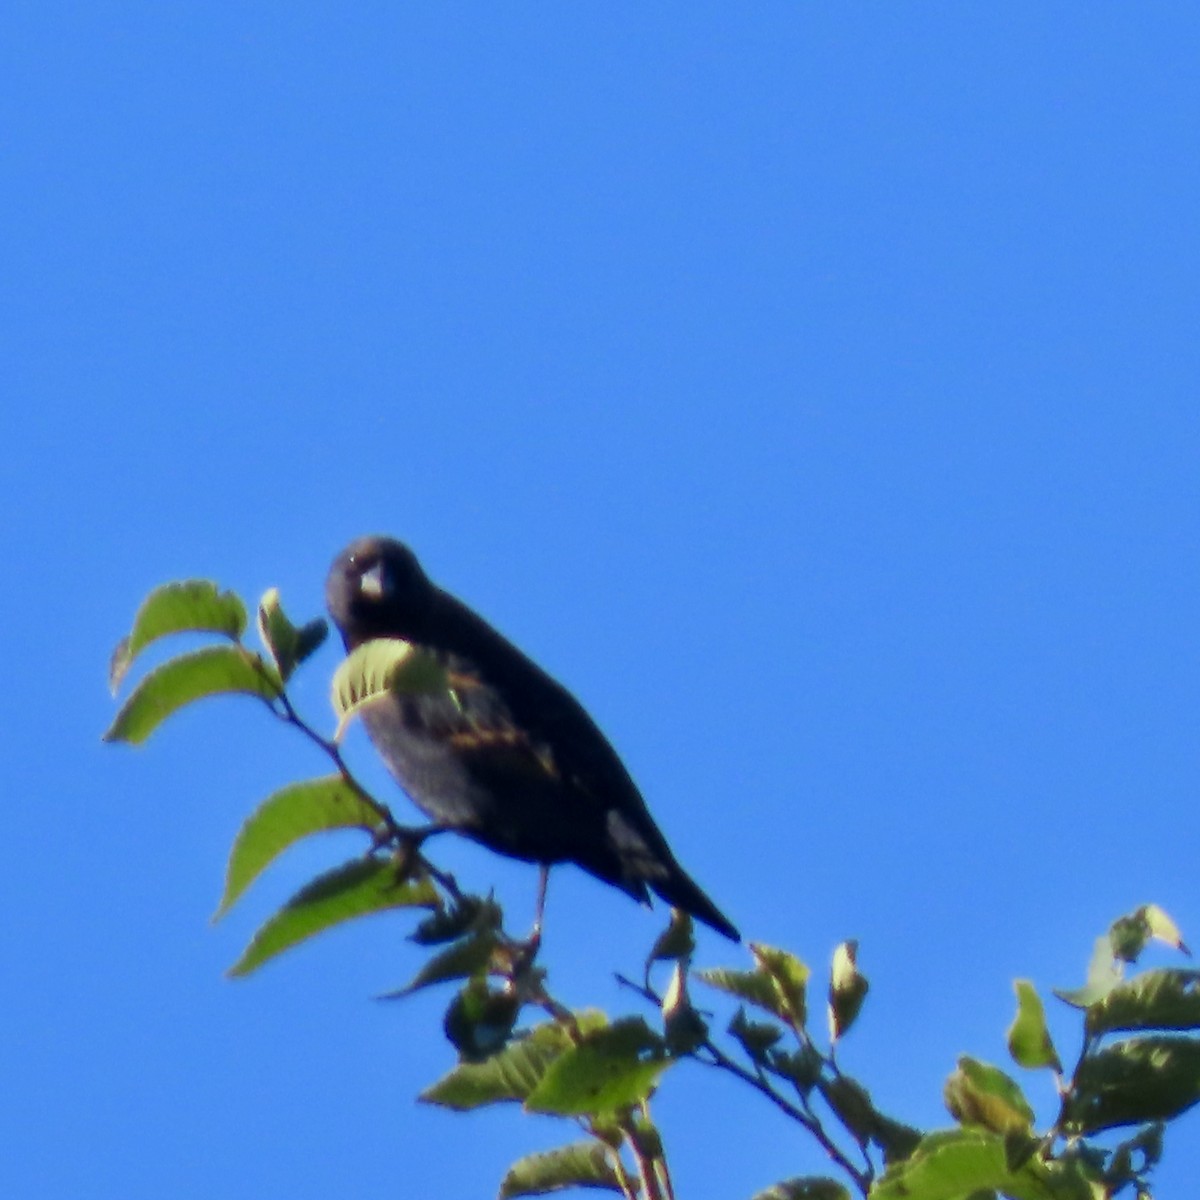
[[215, 775, 388, 918], [410, 896, 502, 946], [1007, 979, 1062, 1072], [1085, 969, 1200, 1039], [526, 1018, 669, 1116], [1067, 1035, 1200, 1134], [227, 857, 438, 976], [444, 977, 521, 1061], [103, 645, 279, 744], [729, 1007, 783, 1064], [109, 580, 247, 692], [498, 1141, 621, 1198]]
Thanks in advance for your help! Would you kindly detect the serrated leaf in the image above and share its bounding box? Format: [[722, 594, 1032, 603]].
[[1085, 969, 1200, 1038], [256, 588, 327, 683], [498, 1140, 621, 1198], [227, 857, 438, 977], [330, 638, 449, 737], [525, 1018, 669, 1116], [871, 1128, 1093, 1200], [421, 1012, 608, 1110], [109, 580, 247, 692], [828, 940, 867, 1042], [215, 775, 388, 918], [750, 1179, 850, 1200], [752, 942, 810, 1029], [695, 966, 785, 1017], [103, 645, 280, 744], [1066, 1035, 1200, 1134], [1007, 980, 1062, 1072], [944, 1056, 1035, 1135]]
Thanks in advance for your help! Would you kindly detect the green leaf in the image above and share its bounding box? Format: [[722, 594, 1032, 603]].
[[695, 966, 785, 1017], [256, 588, 327, 683], [1085, 969, 1200, 1038], [227, 857, 438, 977], [752, 942, 810, 1029], [871, 1129, 1094, 1200], [498, 1141, 621, 1198], [382, 929, 501, 996], [827, 940, 867, 1042], [215, 775, 388, 918], [1066, 1035, 1200, 1134], [944, 1056, 1035, 1135], [109, 580, 247, 692], [421, 1012, 608, 1110], [525, 1017, 670, 1116], [750, 1180, 850, 1200], [1007, 980, 1062, 1072], [330, 638, 449, 737], [103, 645, 280, 744], [1055, 935, 1123, 1009]]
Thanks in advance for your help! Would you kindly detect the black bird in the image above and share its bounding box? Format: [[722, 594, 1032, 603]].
[[326, 536, 739, 942]]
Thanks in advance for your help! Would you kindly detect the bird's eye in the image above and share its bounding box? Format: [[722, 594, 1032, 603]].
[[359, 560, 390, 599]]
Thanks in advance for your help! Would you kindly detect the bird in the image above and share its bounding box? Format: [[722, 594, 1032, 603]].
[[325, 535, 739, 942]]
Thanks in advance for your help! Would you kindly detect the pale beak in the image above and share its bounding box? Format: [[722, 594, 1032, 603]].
[[360, 562, 387, 598]]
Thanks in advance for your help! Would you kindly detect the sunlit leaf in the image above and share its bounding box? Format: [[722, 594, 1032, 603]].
[[647, 909, 694, 964], [828, 940, 867, 1042], [1066, 1035, 1200, 1134], [1055, 935, 1123, 1009], [944, 1056, 1035, 1135], [695, 966, 784, 1017], [227, 857, 438, 977], [103, 645, 279, 744], [753, 942, 810, 1029], [871, 1128, 1093, 1200], [214, 775, 388, 918], [109, 580, 247, 692], [525, 1018, 670, 1116], [1007, 980, 1062, 1072], [498, 1141, 621, 1198], [256, 587, 327, 683], [421, 1012, 608, 1110], [331, 638, 449, 737]]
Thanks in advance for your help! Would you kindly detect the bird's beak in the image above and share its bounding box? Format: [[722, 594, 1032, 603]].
[[360, 562, 387, 599]]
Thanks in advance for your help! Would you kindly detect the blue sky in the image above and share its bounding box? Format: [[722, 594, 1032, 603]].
[[5, 5, 1199, 1197]]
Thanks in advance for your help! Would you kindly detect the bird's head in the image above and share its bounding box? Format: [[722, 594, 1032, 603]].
[[326, 536, 435, 647]]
